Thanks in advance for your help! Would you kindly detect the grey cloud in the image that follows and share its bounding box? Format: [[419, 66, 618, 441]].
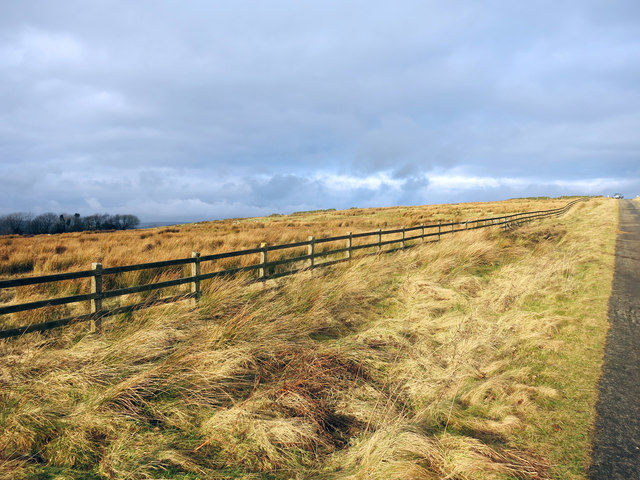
[[1, 1, 639, 221], [353, 115, 452, 178]]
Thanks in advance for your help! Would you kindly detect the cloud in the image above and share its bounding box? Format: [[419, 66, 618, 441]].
[[0, 27, 85, 68], [0, 1, 639, 221]]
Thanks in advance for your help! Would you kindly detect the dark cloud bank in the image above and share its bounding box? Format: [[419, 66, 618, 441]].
[[1, 1, 639, 221]]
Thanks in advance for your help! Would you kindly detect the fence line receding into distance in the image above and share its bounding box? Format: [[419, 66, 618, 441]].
[[0, 198, 586, 339]]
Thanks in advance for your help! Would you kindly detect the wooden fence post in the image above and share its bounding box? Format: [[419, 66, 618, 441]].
[[451, 223, 454, 234], [377, 228, 382, 252], [307, 236, 315, 268], [91, 262, 103, 333], [191, 252, 201, 305], [465, 221, 469, 230], [421, 224, 425, 242], [346, 232, 352, 259], [259, 243, 268, 282], [438, 222, 441, 241], [401, 226, 406, 249]]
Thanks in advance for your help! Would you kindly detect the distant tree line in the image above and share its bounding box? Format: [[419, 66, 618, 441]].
[[0, 212, 140, 235]]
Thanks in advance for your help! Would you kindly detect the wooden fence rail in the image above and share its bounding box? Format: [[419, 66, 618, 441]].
[[0, 199, 586, 339]]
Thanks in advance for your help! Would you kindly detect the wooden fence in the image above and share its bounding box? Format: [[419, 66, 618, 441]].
[[0, 199, 586, 339]]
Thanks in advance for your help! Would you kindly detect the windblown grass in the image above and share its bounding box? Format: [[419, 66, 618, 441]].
[[0, 198, 573, 278], [0, 198, 578, 331], [0, 197, 615, 479]]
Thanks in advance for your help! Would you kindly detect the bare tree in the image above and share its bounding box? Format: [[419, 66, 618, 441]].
[[0, 212, 142, 236], [0, 213, 33, 235], [30, 213, 59, 234], [121, 215, 140, 229]]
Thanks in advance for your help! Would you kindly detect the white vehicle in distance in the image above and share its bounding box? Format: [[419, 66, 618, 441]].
[[612, 193, 624, 199]]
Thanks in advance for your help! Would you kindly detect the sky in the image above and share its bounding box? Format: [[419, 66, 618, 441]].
[[1, 1, 639, 222]]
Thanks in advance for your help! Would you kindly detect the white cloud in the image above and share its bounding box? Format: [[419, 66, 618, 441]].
[[427, 172, 630, 196], [315, 173, 403, 191], [0, 27, 84, 68], [428, 175, 517, 190]]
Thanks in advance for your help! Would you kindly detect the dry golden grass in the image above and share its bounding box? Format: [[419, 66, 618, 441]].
[[0, 197, 571, 277], [0, 196, 615, 479], [0, 198, 575, 330]]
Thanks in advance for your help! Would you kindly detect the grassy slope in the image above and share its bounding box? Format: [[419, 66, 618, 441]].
[[0, 198, 575, 330], [0, 197, 615, 479], [0, 198, 572, 278]]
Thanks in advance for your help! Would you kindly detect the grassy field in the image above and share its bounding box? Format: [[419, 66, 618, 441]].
[[0, 198, 574, 330], [0, 197, 616, 479], [0, 198, 572, 278]]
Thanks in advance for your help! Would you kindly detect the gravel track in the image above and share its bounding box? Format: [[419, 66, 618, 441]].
[[589, 199, 640, 479]]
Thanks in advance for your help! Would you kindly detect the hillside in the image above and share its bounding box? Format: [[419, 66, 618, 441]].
[[0, 197, 616, 479], [1, 198, 571, 278]]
